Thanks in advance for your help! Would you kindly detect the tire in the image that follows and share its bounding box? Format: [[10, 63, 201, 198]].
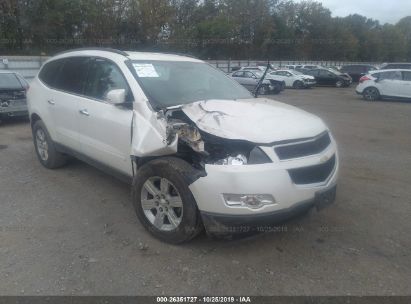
[[363, 87, 380, 101], [131, 157, 203, 244], [293, 80, 304, 89], [335, 80, 344, 88], [32, 120, 68, 169], [257, 85, 267, 95]]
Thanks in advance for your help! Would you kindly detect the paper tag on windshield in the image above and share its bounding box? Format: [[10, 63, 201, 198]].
[[133, 63, 159, 78]]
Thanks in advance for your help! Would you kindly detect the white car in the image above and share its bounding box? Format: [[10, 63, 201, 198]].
[[356, 69, 411, 101], [284, 64, 320, 70], [268, 69, 316, 89], [27, 48, 339, 243]]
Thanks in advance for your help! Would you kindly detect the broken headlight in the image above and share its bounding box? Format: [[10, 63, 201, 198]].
[[213, 147, 272, 165], [214, 154, 248, 166]]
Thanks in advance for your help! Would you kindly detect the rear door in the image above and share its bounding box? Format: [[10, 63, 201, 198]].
[[317, 69, 334, 85], [77, 58, 134, 176], [377, 71, 404, 97], [41, 57, 91, 150]]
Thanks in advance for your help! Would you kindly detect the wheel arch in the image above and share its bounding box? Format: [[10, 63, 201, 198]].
[[30, 113, 42, 128]]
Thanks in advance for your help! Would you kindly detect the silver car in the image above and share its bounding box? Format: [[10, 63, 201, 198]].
[[230, 70, 285, 95], [0, 71, 29, 119]]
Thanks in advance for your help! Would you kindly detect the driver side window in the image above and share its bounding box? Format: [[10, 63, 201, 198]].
[[85, 59, 133, 102]]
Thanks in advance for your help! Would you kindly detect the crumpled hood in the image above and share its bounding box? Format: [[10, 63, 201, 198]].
[[182, 98, 327, 144]]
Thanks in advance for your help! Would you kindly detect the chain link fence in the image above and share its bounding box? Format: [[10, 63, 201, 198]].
[[0, 55, 382, 80]]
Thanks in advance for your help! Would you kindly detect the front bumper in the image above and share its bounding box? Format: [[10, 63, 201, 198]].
[[189, 140, 339, 234], [303, 80, 317, 87], [201, 185, 336, 234]]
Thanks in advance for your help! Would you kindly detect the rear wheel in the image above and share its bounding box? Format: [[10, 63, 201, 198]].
[[32, 120, 68, 169], [363, 87, 380, 101]]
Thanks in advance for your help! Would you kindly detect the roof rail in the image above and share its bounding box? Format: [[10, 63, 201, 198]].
[[54, 47, 129, 57]]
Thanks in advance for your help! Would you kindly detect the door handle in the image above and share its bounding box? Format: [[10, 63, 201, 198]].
[[79, 109, 90, 116], [47, 99, 55, 105]]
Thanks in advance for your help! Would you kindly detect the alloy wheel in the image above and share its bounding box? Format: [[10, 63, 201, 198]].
[[141, 177, 183, 231], [364, 88, 379, 101], [35, 129, 49, 161]]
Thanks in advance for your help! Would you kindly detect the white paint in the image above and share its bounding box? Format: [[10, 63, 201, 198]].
[[182, 98, 328, 143]]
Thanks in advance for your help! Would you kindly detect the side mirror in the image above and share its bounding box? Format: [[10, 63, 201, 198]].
[[106, 89, 126, 105]]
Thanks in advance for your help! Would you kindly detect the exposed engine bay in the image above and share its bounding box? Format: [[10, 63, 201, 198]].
[[164, 108, 269, 169]]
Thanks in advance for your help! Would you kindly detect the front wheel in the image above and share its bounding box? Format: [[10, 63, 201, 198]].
[[131, 157, 203, 244], [293, 80, 304, 89], [335, 80, 344, 88], [257, 85, 267, 95], [363, 87, 380, 101]]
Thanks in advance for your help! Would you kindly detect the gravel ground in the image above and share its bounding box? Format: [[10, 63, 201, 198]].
[[0, 87, 410, 296]]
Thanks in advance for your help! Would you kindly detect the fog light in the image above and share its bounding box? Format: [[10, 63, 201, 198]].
[[223, 194, 276, 209]]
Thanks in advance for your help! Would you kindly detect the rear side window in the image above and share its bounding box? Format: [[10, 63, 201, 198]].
[[379, 71, 402, 80], [84, 58, 132, 102], [54, 57, 91, 94], [0, 73, 23, 89], [39, 59, 64, 87], [232, 71, 244, 77]]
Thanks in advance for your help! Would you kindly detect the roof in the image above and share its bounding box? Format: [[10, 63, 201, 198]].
[[0, 70, 21, 75], [369, 69, 411, 73], [52, 48, 202, 63], [125, 51, 202, 62]]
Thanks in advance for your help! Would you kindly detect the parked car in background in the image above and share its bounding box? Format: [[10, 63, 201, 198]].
[[27, 48, 338, 243], [380, 63, 411, 70], [340, 64, 378, 82], [230, 70, 285, 94], [305, 68, 352, 87], [356, 69, 411, 101], [284, 64, 302, 70], [268, 69, 316, 89], [0, 71, 29, 119]]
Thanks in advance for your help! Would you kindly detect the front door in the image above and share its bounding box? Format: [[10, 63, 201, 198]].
[[77, 58, 134, 176]]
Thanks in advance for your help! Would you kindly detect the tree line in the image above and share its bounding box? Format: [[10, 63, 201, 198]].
[[1, 0, 411, 61]]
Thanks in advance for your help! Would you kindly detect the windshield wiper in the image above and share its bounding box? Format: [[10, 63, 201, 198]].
[[254, 62, 271, 98]]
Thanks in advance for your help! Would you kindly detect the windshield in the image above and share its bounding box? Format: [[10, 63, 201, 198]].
[[0, 73, 23, 90], [130, 61, 252, 109], [327, 68, 342, 75]]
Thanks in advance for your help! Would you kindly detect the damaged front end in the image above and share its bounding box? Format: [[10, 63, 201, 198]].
[[130, 101, 272, 174], [162, 107, 272, 170]]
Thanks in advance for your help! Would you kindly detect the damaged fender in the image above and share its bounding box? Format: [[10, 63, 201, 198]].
[[130, 109, 178, 157]]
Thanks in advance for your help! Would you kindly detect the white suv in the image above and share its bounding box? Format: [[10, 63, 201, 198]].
[[356, 69, 411, 101], [28, 48, 339, 243]]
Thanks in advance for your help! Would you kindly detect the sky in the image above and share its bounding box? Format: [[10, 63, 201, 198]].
[[301, 0, 411, 24]]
